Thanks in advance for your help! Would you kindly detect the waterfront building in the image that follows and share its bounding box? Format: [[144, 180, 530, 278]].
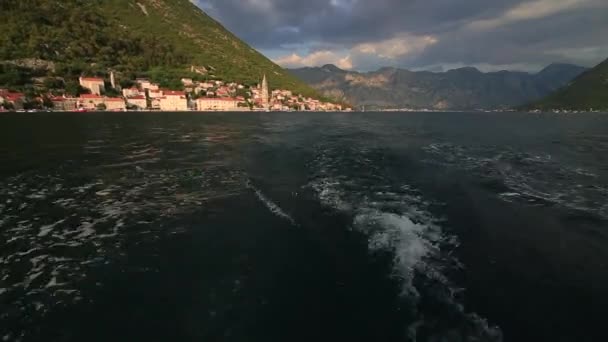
[[159, 90, 188, 111], [122, 87, 142, 98], [105, 97, 126, 111], [126, 95, 147, 109], [196, 97, 241, 111], [150, 98, 161, 110], [79, 94, 104, 110], [148, 89, 164, 98], [51, 97, 78, 111], [1, 92, 25, 110]]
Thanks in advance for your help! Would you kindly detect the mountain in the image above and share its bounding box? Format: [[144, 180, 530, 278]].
[[529, 58, 608, 110], [0, 0, 317, 96], [289, 63, 588, 110]]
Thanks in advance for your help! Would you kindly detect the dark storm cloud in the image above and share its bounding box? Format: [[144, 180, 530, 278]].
[[192, 0, 608, 71]]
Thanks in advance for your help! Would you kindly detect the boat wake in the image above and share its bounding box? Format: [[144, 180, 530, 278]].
[[307, 143, 502, 341], [423, 142, 608, 219], [246, 179, 297, 226]]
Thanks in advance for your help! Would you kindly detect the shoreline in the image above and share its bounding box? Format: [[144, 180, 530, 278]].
[[0, 109, 605, 114]]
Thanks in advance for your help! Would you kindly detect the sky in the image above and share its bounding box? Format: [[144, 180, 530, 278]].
[[191, 0, 608, 72]]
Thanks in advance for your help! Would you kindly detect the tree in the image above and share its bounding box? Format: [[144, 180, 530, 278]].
[[65, 80, 79, 96], [43, 77, 64, 90], [103, 86, 120, 97], [120, 79, 135, 89], [65, 80, 85, 97], [42, 96, 54, 109], [235, 87, 249, 99], [1, 100, 14, 110], [23, 98, 42, 110]]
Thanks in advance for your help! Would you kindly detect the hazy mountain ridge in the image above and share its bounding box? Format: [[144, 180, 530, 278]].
[[289, 63, 588, 109]]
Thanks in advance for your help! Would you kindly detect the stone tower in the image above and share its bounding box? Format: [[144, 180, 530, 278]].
[[261, 74, 269, 110], [110, 71, 116, 89]]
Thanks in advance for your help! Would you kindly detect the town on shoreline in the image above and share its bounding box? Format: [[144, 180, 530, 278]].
[[0, 71, 350, 113]]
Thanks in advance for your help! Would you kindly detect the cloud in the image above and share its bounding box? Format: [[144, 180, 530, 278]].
[[467, 0, 601, 30], [275, 51, 353, 69], [193, 0, 608, 71], [273, 33, 438, 70], [353, 34, 438, 60], [548, 46, 608, 64]]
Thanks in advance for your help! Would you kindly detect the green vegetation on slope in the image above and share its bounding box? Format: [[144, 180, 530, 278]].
[[0, 0, 318, 96], [529, 58, 608, 110]]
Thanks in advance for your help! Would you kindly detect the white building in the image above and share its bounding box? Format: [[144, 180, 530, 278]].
[[122, 87, 143, 98], [148, 89, 164, 98], [126, 95, 147, 109], [150, 98, 161, 110], [196, 98, 240, 111], [159, 91, 188, 111], [105, 98, 126, 111], [79, 94, 105, 110]]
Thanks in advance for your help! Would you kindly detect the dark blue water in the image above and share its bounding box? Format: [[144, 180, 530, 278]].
[[1, 112, 607, 342]]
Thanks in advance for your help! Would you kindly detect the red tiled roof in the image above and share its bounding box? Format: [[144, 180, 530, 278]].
[[198, 97, 238, 102], [80, 94, 103, 99], [128, 95, 146, 99], [163, 90, 186, 96], [5, 93, 25, 100]]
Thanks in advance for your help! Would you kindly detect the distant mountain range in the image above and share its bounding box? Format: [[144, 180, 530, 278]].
[[289, 63, 588, 110], [529, 58, 608, 110]]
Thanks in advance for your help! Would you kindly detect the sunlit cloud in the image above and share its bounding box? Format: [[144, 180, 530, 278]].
[[274, 51, 353, 69], [353, 34, 438, 60]]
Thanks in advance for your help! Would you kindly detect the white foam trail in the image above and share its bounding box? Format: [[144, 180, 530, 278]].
[[246, 181, 296, 225], [308, 143, 502, 341], [355, 210, 441, 297]]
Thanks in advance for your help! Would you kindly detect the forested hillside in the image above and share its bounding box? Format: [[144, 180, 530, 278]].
[[0, 0, 318, 96]]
